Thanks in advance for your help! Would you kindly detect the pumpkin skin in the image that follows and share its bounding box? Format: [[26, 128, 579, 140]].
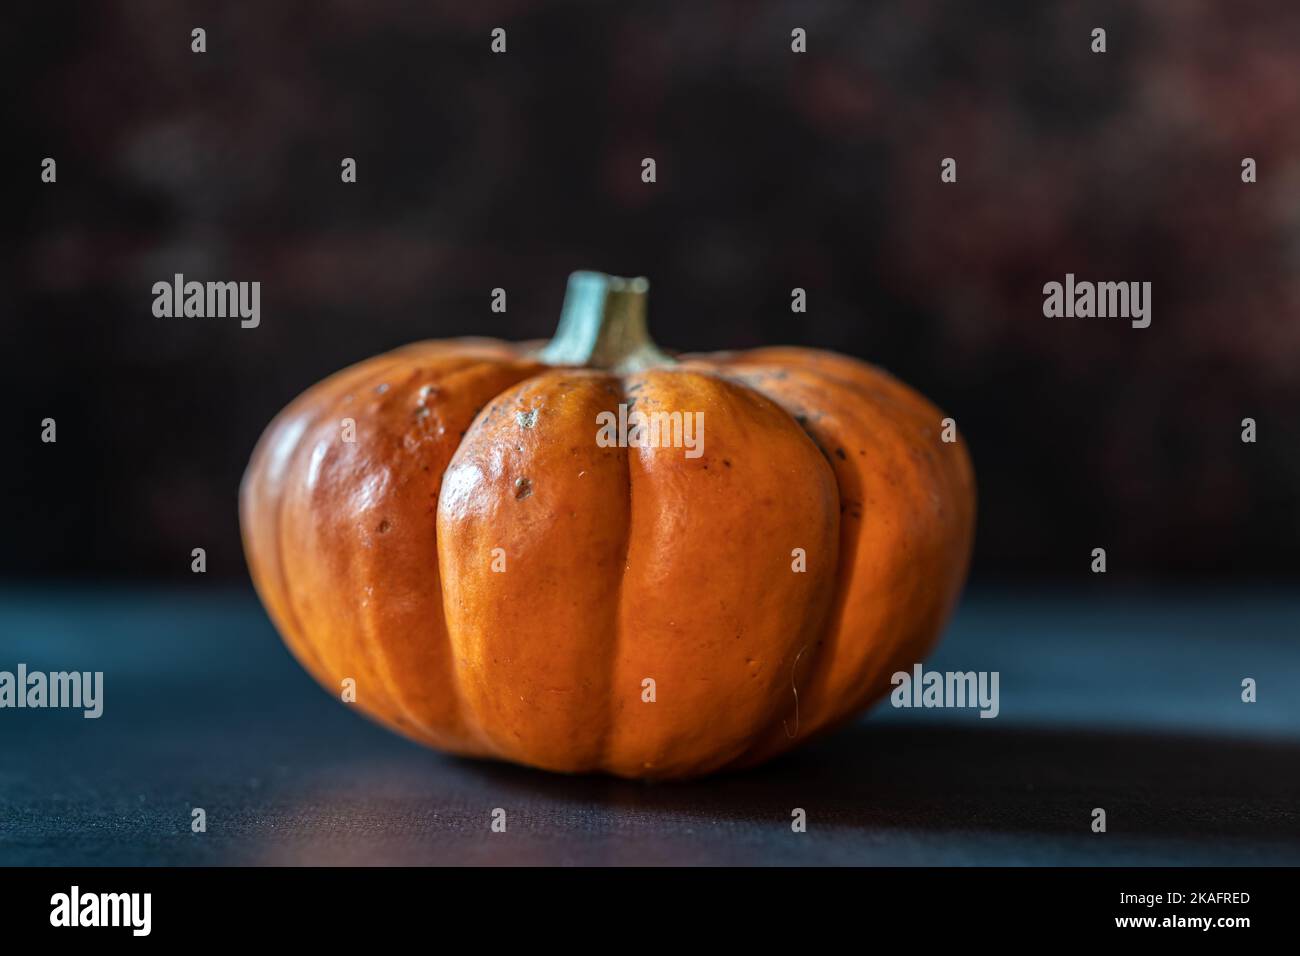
[[240, 273, 975, 779]]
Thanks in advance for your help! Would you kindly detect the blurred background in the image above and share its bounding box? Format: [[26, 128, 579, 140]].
[[5, 0, 1300, 585], [5, 0, 1300, 870]]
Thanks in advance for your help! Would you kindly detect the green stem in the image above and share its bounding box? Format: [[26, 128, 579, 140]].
[[539, 271, 673, 372]]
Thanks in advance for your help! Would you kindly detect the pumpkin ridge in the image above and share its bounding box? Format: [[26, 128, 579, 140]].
[[267, 357, 412, 687], [720, 354, 974, 735], [270, 445, 324, 678], [434, 366, 628, 767], [600, 366, 839, 777], [595, 372, 636, 774], [432, 370, 530, 760], [243, 408, 323, 680], [806, 360, 974, 721], [724, 363, 867, 759], [682, 362, 846, 770], [368, 355, 541, 750], [284, 357, 422, 721], [423, 358, 556, 757]]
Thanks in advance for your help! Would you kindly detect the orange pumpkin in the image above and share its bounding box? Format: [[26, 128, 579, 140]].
[[240, 272, 975, 779]]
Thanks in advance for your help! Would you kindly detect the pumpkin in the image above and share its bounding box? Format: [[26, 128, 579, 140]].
[[240, 271, 975, 779]]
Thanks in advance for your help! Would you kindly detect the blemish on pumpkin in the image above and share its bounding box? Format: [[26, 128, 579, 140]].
[[782, 645, 809, 739], [516, 408, 538, 428], [723, 459, 731, 467], [835, 447, 847, 460], [514, 477, 533, 500], [377, 519, 391, 533], [375, 383, 389, 395]]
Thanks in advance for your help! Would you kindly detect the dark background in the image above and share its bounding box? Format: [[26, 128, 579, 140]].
[[4, 0, 1300, 873], [6, 0, 1300, 584]]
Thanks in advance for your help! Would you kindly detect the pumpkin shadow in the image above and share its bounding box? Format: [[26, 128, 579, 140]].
[[456, 721, 1300, 842]]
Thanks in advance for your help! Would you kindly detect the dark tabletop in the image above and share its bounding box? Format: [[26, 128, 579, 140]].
[[1, 588, 1297, 866]]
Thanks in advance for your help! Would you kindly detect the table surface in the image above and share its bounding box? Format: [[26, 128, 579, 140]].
[[1, 587, 1298, 866]]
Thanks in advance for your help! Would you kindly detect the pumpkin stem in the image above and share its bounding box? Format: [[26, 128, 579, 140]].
[[539, 271, 674, 372]]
